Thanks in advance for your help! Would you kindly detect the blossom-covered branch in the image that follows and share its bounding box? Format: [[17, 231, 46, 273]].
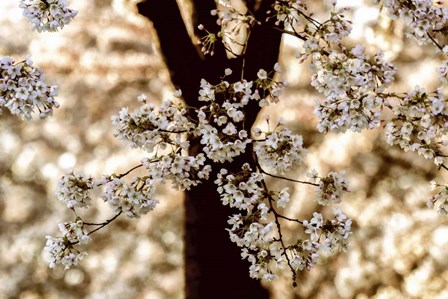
[[43, 0, 448, 288]]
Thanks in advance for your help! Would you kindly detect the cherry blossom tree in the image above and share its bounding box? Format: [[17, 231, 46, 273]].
[[2, 0, 447, 298]]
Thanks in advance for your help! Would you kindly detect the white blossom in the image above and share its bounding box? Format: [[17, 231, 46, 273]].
[[101, 177, 159, 218], [0, 56, 59, 119], [385, 86, 448, 166], [215, 164, 264, 211], [428, 182, 448, 214], [254, 127, 307, 174], [381, 0, 448, 46], [311, 48, 396, 133], [20, 0, 78, 32], [45, 219, 89, 269], [112, 97, 195, 153], [314, 171, 349, 206], [56, 170, 94, 208], [142, 153, 212, 190]]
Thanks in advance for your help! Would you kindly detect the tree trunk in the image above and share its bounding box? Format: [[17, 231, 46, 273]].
[[137, 1, 282, 297]]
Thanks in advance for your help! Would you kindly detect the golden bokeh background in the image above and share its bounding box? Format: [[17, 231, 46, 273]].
[[1, 1, 448, 298]]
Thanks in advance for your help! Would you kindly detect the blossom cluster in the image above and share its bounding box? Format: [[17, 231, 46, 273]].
[[215, 164, 282, 280], [197, 24, 220, 56], [112, 99, 194, 153], [215, 164, 265, 211], [234, 205, 351, 279], [0, 56, 59, 119], [253, 126, 307, 174], [215, 3, 255, 32], [303, 209, 352, 253], [308, 170, 350, 206], [56, 170, 94, 208], [49, 168, 158, 267], [438, 57, 448, 84], [385, 86, 448, 165], [233, 202, 352, 281], [310, 46, 397, 133], [267, 0, 307, 27], [318, 9, 353, 44], [195, 68, 284, 162], [142, 153, 212, 190], [45, 219, 89, 269], [277, 2, 397, 133], [428, 180, 448, 214], [215, 162, 351, 282], [19, 0, 78, 32], [101, 176, 159, 218], [270, 0, 352, 47], [381, 0, 448, 46]]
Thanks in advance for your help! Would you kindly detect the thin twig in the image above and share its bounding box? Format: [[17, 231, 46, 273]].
[[116, 164, 144, 179], [272, 26, 307, 41], [439, 164, 448, 171], [277, 214, 303, 224], [427, 31, 444, 52], [86, 211, 122, 235], [258, 165, 319, 186]]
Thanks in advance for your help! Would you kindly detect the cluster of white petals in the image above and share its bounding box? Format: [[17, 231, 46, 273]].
[[238, 205, 352, 281], [437, 57, 448, 84], [215, 165, 281, 280], [0, 56, 59, 119], [45, 219, 89, 269], [303, 209, 352, 253], [253, 126, 307, 174], [196, 72, 283, 162], [215, 163, 351, 282], [216, 164, 283, 280], [282, 3, 398, 134], [288, 240, 320, 272], [215, 164, 265, 211], [428, 181, 448, 214], [319, 9, 353, 44], [214, 4, 256, 29], [142, 153, 212, 190], [385, 86, 448, 165], [267, 0, 306, 27], [236, 222, 279, 280], [326, 208, 352, 251], [310, 46, 396, 132], [198, 122, 250, 163], [101, 177, 158, 218], [381, 0, 448, 45], [112, 99, 194, 153], [55, 170, 94, 208], [19, 0, 78, 32], [308, 170, 349, 206]]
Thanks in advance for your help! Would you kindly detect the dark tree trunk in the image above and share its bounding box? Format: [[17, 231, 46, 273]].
[[137, 1, 282, 298]]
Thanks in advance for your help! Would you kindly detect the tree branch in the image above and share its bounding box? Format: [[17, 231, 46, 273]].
[[137, 0, 203, 104]]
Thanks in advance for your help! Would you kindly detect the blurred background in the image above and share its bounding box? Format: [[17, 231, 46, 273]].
[[0, 0, 447, 298]]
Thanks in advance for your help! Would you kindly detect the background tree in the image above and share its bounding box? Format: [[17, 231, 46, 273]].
[[0, 0, 448, 299]]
